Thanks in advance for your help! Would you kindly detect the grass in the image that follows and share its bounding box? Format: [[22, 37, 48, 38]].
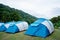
[[0, 29, 60, 40]]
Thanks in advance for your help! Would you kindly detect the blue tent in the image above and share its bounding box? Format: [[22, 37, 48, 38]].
[[0, 23, 6, 31], [5, 21, 28, 33], [5, 24, 19, 33], [4, 22, 15, 29], [5, 22, 18, 33], [25, 18, 54, 38]]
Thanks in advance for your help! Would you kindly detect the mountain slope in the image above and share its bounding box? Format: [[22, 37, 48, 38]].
[[0, 4, 37, 24]]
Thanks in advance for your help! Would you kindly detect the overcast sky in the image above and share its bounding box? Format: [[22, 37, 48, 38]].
[[0, 0, 60, 19]]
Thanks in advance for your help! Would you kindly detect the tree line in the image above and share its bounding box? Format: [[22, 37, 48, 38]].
[[0, 4, 37, 24], [50, 16, 60, 28]]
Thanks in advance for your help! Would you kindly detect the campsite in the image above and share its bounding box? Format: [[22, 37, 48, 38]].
[[0, 2, 60, 40]]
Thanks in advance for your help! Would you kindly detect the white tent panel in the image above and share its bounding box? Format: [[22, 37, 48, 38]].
[[16, 21, 28, 31], [0, 23, 4, 26], [4, 22, 15, 28], [47, 21, 54, 32], [42, 21, 54, 33], [22, 22, 28, 30], [16, 22, 25, 31], [4, 24, 10, 28]]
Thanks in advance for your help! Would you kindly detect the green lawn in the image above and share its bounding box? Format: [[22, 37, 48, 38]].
[[0, 29, 60, 40]]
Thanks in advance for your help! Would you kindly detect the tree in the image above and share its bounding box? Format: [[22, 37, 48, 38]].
[[0, 4, 37, 24]]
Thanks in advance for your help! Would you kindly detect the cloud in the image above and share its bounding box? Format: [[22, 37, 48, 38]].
[[51, 8, 60, 17], [52, 8, 60, 14], [0, 0, 60, 19]]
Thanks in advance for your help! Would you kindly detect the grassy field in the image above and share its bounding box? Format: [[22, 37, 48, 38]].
[[0, 29, 60, 40]]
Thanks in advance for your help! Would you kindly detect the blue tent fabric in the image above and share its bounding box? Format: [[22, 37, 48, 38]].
[[34, 18, 46, 24], [0, 21, 28, 33], [35, 24, 50, 38], [6, 22, 15, 25], [25, 18, 54, 38], [0, 25, 6, 32], [0, 23, 6, 32], [4, 22, 16, 29], [5, 21, 28, 33], [25, 25, 40, 35], [5, 24, 19, 33], [25, 23, 50, 37]]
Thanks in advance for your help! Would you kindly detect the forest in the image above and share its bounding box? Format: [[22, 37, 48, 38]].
[[0, 4, 37, 24]]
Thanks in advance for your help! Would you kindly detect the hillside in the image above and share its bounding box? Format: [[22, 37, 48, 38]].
[[0, 4, 37, 24], [50, 16, 60, 28]]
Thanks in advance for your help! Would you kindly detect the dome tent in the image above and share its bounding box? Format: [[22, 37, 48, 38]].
[[15, 21, 28, 31], [5, 22, 18, 33], [5, 21, 28, 33], [25, 18, 54, 38], [0, 23, 6, 31], [4, 22, 15, 29]]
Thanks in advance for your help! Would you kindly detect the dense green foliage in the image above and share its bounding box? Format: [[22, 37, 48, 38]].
[[50, 16, 60, 28], [0, 4, 37, 24]]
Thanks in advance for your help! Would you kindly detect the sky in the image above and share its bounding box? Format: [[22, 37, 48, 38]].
[[0, 0, 60, 19]]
